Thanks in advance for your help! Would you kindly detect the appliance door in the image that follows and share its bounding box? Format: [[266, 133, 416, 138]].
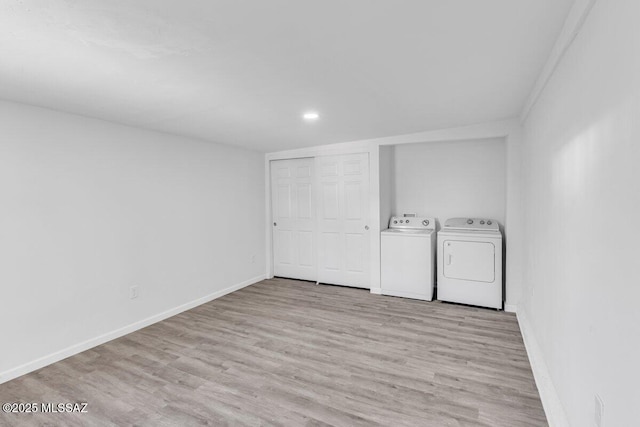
[[442, 240, 495, 283]]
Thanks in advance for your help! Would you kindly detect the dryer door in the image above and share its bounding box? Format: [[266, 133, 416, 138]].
[[443, 240, 495, 283]]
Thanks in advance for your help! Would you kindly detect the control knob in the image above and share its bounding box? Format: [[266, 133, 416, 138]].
[[422, 219, 429, 226], [467, 219, 474, 225]]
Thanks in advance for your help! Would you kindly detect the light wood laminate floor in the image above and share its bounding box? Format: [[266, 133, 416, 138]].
[[0, 278, 547, 426]]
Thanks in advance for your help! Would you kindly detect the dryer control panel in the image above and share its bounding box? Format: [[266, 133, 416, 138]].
[[443, 218, 499, 231]]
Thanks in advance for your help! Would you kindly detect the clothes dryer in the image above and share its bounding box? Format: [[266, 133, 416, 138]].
[[437, 218, 503, 309]]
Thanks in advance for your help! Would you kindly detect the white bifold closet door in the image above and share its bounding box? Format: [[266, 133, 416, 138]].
[[316, 153, 370, 288], [270, 158, 316, 281], [270, 153, 370, 288]]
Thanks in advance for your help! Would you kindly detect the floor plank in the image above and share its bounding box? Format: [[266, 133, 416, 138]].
[[0, 278, 547, 426]]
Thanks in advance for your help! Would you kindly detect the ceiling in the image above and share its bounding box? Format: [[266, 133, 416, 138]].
[[0, 0, 574, 152]]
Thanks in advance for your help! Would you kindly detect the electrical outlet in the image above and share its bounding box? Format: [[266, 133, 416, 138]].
[[130, 286, 139, 300], [595, 394, 604, 427]]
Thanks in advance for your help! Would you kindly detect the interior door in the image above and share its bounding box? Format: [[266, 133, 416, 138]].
[[270, 158, 316, 281], [317, 153, 370, 288], [443, 240, 495, 282]]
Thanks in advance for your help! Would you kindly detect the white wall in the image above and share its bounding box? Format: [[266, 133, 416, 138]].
[[391, 138, 506, 229], [378, 145, 394, 230], [0, 101, 266, 382], [504, 128, 525, 311], [520, 0, 640, 425]]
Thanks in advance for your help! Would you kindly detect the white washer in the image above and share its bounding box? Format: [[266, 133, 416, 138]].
[[437, 218, 503, 309], [381, 216, 436, 301]]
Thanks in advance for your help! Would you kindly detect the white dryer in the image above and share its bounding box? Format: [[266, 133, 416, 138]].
[[437, 218, 503, 309], [381, 216, 436, 301]]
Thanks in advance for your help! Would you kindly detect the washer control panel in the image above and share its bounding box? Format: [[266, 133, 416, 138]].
[[443, 218, 499, 231], [388, 216, 436, 230]]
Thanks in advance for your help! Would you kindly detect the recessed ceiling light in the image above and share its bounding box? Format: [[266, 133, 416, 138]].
[[302, 111, 319, 121]]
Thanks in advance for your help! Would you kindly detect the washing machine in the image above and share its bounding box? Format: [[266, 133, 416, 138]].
[[381, 216, 436, 301], [437, 218, 503, 309]]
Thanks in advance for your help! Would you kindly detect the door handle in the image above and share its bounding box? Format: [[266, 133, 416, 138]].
[[447, 253, 452, 265], [364, 225, 369, 230], [273, 222, 277, 226]]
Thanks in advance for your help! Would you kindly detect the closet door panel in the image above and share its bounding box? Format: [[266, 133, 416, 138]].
[[271, 158, 316, 281], [317, 153, 370, 288]]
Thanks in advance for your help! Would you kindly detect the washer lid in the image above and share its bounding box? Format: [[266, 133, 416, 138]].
[[382, 228, 434, 236], [443, 217, 499, 232]]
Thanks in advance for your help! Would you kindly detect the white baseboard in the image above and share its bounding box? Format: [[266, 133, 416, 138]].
[[0, 274, 266, 385], [516, 309, 570, 427], [370, 287, 382, 295], [504, 303, 518, 313]]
